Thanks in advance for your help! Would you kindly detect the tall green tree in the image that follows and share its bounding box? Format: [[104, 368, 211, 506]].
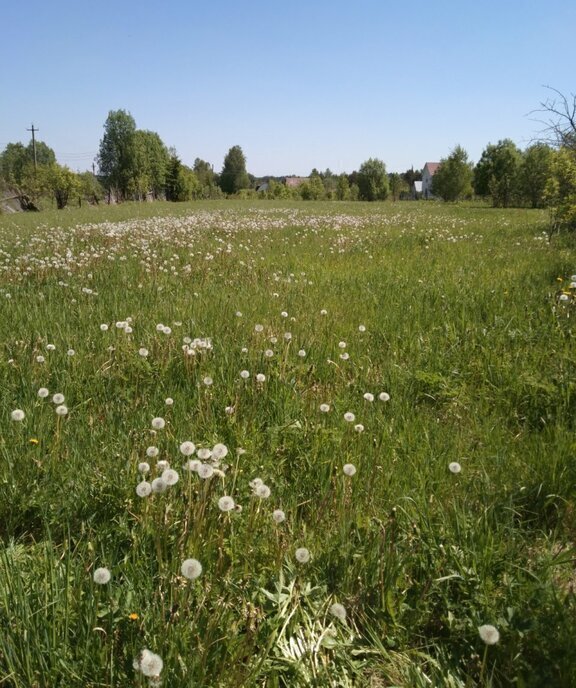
[[518, 143, 554, 208], [44, 164, 80, 209], [165, 155, 199, 201], [0, 140, 56, 187], [474, 139, 522, 207], [431, 145, 473, 202], [389, 172, 409, 201], [97, 110, 137, 201], [357, 158, 389, 201], [544, 148, 576, 229], [133, 130, 169, 199], [219, 146, 250, 194]]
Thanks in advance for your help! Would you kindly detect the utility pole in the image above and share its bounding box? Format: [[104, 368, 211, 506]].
[[26, 123, 39, 170]]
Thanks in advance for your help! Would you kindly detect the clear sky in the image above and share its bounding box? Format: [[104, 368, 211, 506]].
[[1, 0, 574, 176]]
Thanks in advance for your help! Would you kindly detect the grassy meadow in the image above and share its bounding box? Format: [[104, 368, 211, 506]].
[[1, 200, 575, 687]]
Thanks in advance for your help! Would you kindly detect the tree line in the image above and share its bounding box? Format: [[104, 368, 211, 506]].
[[1, 91, 574, 228]]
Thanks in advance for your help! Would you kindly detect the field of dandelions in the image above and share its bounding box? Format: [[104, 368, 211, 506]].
[[1, 200, 576, 687]]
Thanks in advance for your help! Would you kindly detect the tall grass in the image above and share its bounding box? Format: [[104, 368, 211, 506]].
[[0, 200, 575, 686]]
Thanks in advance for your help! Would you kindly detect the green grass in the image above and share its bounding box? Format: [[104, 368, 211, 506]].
[[1, 199, 575, 686]]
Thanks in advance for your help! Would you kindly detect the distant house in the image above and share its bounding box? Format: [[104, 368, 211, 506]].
[[283, 176, 309, 188], [413, 180, 423, 199], [422, 162, 440, 199]]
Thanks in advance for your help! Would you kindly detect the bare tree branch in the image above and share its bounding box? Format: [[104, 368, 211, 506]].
[[528, 86, 576, 150]]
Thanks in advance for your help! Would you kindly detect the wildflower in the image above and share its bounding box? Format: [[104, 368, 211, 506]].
[[138, 462, 150, 474], [162, 468, 179, 485], [203, 376, 213, 386], [340, 352, 350, 360], [320, 309, 327, 315], [354, 424, 364, 433], [338, 341, 347, 349], [295, 547, 311, 563], [181, 558, 203, 580], [183, 459, 201, 472], [46, 344, 56, 351], [363, 392, 374, 402], [162, 326, 172, 335], [559, 293, 569, 302], [218, 495, 235, 512], [281, 311, 288, 318], [136, 481, 152, 497], [478, 624, 500, 645], [151, 417, 165, 430], [36, 355, 45, 363], [235, 311, 242, 317], [37, 387, 49, 398], [256, 373, 266, 382], [138, 348, 149, 357], [298, 349, 306, 357], [264, 349, 274, 358], [55, 405, 68, 416], [11, 409, 25, 421], [52, 393, 65, 404], [156, 323, 165, 332], [272, 509, 286, 523], [212, 443, 228, 459], [146, 446, 159, 458], [179, 441, 196, 456], [254, 483, 271, 499], [329, 602, 347, 622], [29, 438, 39, 445], [129, 613, 139, 620], [197, 448, 212, 460], [100, 324, 109, 331], [284, 332, 292, 341], [67, 349, 75, 357], [151, 477, 168, 493], [134, 649, 163, 678], [449, 462, 462, 474], [255, 324, 264, 332], [156, 460, 169, 471], [358, 325, 366, 332], [197, 463, 214, 479], [93, 567, 111, 585], [240, 370, 250, 379], [319, 403, 330, 413], [378, 392, 390, 402], [343, 412, 355, 422], [343, 463, 357, 476]]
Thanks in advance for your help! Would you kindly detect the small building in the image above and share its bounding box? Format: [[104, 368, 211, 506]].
[[422, 162, 440, 199], [283, 176, 309, 188], [413, 180, 423, 199]]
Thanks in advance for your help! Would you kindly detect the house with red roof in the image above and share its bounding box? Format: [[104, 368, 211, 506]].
[[422, 162, 440, 199]]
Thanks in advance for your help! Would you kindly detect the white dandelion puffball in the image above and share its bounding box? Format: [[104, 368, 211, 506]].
[[52, 393, 65, 404], [100, 323, 109, 331], [151, 477, 168, 493], [46, 343, 56, 351], [146, 446, 159, 458], [218, 495, 236, 512], [281, 310, 288, 318], [254, 324, 264, 332], [298, 349, 306, 357], [212, 443, 229, 459], [272, 509, 286, 523], [319, 403, 330, 413], [340, 352, 350, 361], [338, 341, 347, 349], [478, 624, 500, 645], [269, 336, 278, 344], [354, 424, 365, 433], [156, 460, 169, 471], [151, 417, 165, 430], [165, 397, 174, 406], [93, 567, 111, 585], [162, 468, 179, 485], [449, 462, 462, 474], [363, 392, 374, 402], [197, 463, 214, 479], [358, 324, 366, 332], [138, 348, 149, 357], [379, 392, 390, 402], [343, 412, 355, 422], [256, 373, 266, 382], [343, 463, 357, 476], [240, 369, 250, 379], [203, 376, 213, 386], [11, 409, 25, 422], [264, 348, 274, 358], [320, 309, 327, 316], [329, 602, 347, 622], [36, 355, 45, 363], [138, 462, 150, 474], [156, 323, 165, 332], [197, 447, 212, 460], [180, 441, 196, 456], [225, 405, 235, 415], [181, 558, 203, 580], [183, 459, 201, 472], [295, 547, 311, 564], [235, 311, 242, 317], [254, 484, 271, 499], [55, 405, 68, 416], [136, 481, 152, 497], [135, 649, 164, 678], [67, 349, 75, 357], [37, 387, 49, 398], [284, 331, 292, 341]]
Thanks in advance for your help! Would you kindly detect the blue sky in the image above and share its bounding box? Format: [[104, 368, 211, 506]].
[[1, 0, 574, 176]]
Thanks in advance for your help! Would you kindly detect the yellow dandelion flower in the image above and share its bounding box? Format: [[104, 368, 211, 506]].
[[29, 438, 39, 445], [128, 613, 139, 620]]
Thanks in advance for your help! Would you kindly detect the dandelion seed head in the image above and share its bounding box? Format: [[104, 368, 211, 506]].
[[338, 341, 347, 349], [272, 509, 286, 523], [151, 417, 165, 430], [156, 460, 169, 471], [264, 349, 274, 358], [379, 392, 390, 402], [183, 459, 201, 472], [136, 481, 152, 497], [343, 412, 355, 422], [181, 558, 202, 580], [449, 462, 462, 474], [146, 446, 159, 458], [67, 349, 75, 357], [52, 393, 65, 404], [319, 403, 330, 413], [358, 325, 366, 332], [138, 348, 149, 357], [197, 463, 214, 479], [93, 567, 111, 585], [254, 324, 264, 332], [203, 376, 213, 386], [218, 495, 235, 512], [363, 392, 374, 402], [100, 323, 109, 331], [11, 409, 25, 421], [197, 447, 212, 460], [329, 602, 347, 621], [212, 443, 229, 459], [354, 423, 364, 433], [240, 369, 250, 379], [36, 355, 45, 363], [179, 441, 196, 456], [256, 373, 266, 382], [37, 387, 49, 398], [162, 468, 179, 485], [46, 343, 56, 351], [295, 547, 311, 563], [135, 649, 164, 678], [165, 397, 174, 406], [478, 624, 500, 645], [151, 477, 168, 493], [254, 483, 271, 498], [343, 463, 357, 476], [138, 462, 150, 474], [55, 405, 68, 416]]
